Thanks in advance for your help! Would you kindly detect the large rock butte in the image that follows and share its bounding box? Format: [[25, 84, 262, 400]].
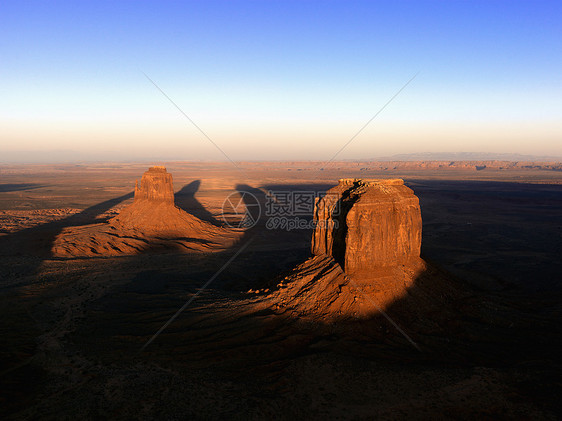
[[257, 178, 427, 319], [312, 178, 422, 281]]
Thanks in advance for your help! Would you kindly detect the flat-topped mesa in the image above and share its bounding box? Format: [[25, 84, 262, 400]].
[[311, 178, 422, 280], [134, 166, 174, 203]]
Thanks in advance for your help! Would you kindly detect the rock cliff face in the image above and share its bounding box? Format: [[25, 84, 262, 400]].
[[311, 179, 422, 281], [134, 166, 174, 203]]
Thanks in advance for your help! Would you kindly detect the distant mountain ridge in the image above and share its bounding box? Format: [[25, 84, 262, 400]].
[[370, 152, 562, 162]]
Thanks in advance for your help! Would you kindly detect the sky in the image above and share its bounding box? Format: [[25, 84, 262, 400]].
[[1, 0, 561, 162]]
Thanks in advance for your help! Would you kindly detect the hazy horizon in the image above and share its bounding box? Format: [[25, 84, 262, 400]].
[[1, 150, 561, 165], [2, 1, 561, 162]]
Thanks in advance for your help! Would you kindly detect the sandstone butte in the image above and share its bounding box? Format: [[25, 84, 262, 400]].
[[52, 167, 241, 257], [311, 178, 422, 279], [257, 179, 439, 320], [133, 165, 175, 203]]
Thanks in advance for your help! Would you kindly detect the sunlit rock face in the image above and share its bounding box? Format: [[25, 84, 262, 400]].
[[134, 166, 175, 203], [311, 178, 422, 281]]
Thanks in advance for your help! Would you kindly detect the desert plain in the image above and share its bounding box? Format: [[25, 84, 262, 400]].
[[0, 160, 561, 419]]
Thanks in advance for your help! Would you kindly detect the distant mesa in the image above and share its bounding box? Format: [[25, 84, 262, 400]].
[[258, 179, 429, 319], [109, 166, 215, 235], [52, 167, 241, 257]]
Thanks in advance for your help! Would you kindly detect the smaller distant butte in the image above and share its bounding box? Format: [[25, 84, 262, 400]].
[[52, 167, 241, 257], [133, 166, 174, 203]]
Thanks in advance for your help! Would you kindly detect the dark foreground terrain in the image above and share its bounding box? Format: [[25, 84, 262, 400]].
[[1, 162, 561, 419]]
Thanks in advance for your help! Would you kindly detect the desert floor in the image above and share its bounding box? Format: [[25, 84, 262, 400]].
[[1, 162, 561, 420]]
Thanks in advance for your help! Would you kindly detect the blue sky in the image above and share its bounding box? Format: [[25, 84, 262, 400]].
[[1, 0, 561, 161]]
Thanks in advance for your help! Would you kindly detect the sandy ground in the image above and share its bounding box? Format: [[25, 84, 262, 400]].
[[0, 162, 561, 419]]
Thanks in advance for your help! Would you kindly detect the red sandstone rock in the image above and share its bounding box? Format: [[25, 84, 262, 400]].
[[256, 254, 426, 320], [312, 179, 422, 281], [258, 178, 425, 319], [134, 166, 174, 203]]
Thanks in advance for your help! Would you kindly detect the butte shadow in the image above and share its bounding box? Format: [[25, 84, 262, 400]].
[[0, 183, 46, 193], [0, 191, 134, 260], [174, 180, 222, 226]]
